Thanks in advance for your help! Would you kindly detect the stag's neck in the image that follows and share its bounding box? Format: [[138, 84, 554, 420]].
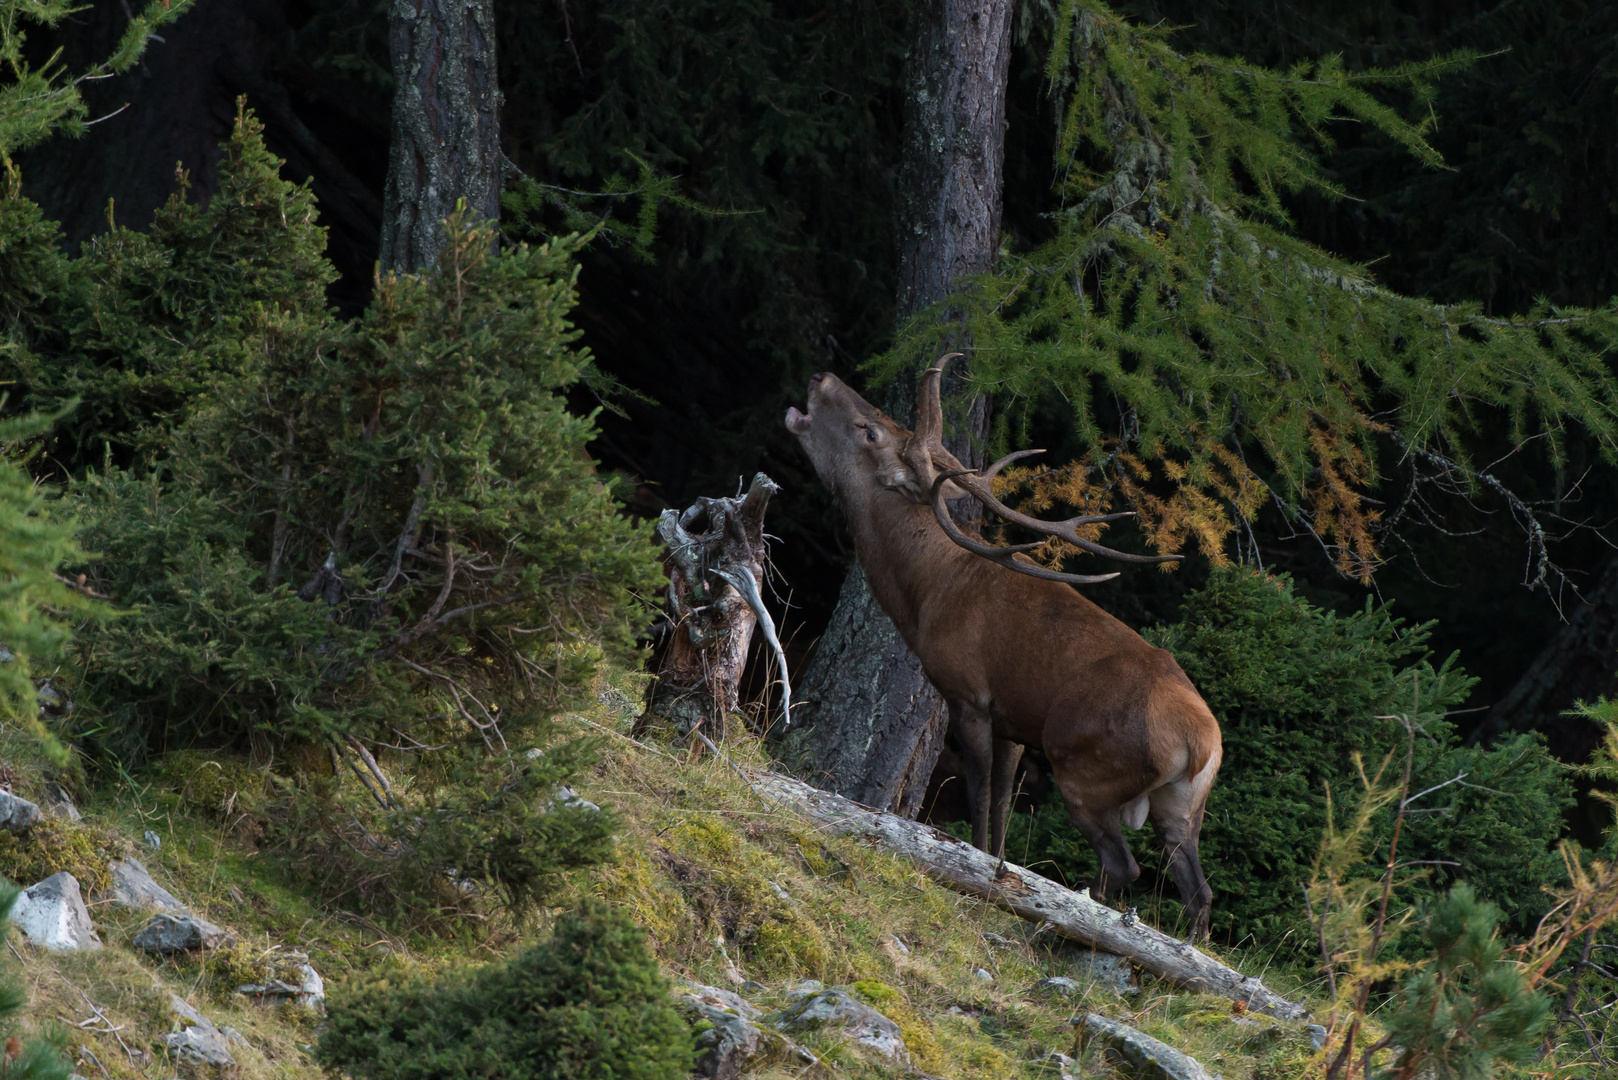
[[846, 487, 977, 636]]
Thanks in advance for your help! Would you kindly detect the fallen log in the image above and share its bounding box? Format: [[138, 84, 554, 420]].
[[748, 769, 1310, 1022]]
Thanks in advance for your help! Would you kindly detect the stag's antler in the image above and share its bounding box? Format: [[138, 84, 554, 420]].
[[913, 355, 1181, 584]]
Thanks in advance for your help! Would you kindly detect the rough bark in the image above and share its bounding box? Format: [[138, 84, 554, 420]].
[[795, 0, 1013, 814], [643, 475, 782, 739], [1470, 554, 1618, 761], [381, 0, 503, 273], [891, 0, 1014, 324], [749, 769, 1311, 1022]]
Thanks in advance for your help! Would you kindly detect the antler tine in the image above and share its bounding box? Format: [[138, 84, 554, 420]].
[[979, 448, 1046, 482], [938, 456, 1183, 568], [975, 472, 1181, 564], [931, 473, 1121, 585], [913, 352, 962, 449]]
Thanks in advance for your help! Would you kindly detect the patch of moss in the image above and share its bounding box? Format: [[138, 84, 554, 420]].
[[934, 1013, 1021, 1080], [0, 817, 123, 893], [147, 750, 270, 825], [661, 817, 832, 980], [187, 940, 278, 1004], [594, 847, 696, 957], [852, 980, 947, 1073]]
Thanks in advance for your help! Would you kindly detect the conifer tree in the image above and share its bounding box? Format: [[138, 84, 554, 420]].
[[882, 1, 1618, 581], [0, 0, 191, 745], [0, 1, 188, 1072], [19, 107, 662, 760]]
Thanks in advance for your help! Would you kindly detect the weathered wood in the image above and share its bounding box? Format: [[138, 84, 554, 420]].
[[645, 474, 782, 738], [748, 769, 1310, 1022]]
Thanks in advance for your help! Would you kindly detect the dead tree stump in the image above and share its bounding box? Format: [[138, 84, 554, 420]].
[[642, 473, 788, 740]]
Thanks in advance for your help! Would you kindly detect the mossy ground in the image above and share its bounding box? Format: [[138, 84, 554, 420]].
[[1, 668, 1331, 1080]]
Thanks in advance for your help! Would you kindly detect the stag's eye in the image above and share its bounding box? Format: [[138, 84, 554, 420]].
[[865, 428, 879, 443]]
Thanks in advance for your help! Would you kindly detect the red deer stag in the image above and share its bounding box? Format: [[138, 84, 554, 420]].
[[786, 356, 1223, 938]]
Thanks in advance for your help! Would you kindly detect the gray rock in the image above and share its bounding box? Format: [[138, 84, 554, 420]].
[[133, 912, 232, 953], [43, 783, 80, 823], [143, 830, 162, 851], [1076, 1013, 1215, 1080], [1306, 1024, 1328, 1050], [163, 1024, 234, 1066], [162, 994, 234, 1067], [1031, 976, 1083, 997], [688, 998, 766, 1080], [775, 989, 908, 1065], [974, 967, 994, 982], [238, 950, 325, 1010], [554, 785, 600, 812], [34, 682, 63, 712], [10, 873, 101, 951], [1066, 950, 1137, 995], [682, 984, 814, 1079], [220, 1028, 249, 1049], [0, 791, 40, 835], [784, 979, 823, 999], [168, 995, 206, 1027], [684, 982, 763, 1019], [97, 858, 187, 914]]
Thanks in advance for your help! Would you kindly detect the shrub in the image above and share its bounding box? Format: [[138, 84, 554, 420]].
[[387, 742, 620, 919], [316, 901, 692, 1080], [0, 411, 94, 763], [41, 107, 660, 760], [146, 738, 619, 933], [1379, 884, 1552, 1076]]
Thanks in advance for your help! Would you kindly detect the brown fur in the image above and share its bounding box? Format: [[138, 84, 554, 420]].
[[787, 372, 1223, 938]]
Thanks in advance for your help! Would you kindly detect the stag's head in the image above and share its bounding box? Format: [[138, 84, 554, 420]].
[[783, 366, 963, 507], [786, 355, 1180, 584]]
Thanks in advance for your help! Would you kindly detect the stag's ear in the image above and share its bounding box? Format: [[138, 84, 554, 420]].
[[880, 458, 970, 503], [879, 463, 920, 496]]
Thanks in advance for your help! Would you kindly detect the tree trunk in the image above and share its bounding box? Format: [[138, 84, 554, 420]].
[[794, 0, 1013, 815], [381, 0, 503, 273], [749, 768, 1311, 1022], [1471, 555, 1618, 761]]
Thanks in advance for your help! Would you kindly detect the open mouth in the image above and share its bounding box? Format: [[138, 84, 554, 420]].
[[785, 405, 812, 434]]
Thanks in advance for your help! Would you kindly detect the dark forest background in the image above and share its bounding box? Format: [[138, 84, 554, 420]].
[[20, 0, 1618, 775]]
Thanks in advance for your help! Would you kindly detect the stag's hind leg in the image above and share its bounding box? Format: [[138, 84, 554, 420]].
[[1147, 751, 1220, 941], [1050, 769, 1141, 901]]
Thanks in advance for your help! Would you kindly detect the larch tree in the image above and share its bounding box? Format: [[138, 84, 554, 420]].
[[800, 0, 1618, 810]]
